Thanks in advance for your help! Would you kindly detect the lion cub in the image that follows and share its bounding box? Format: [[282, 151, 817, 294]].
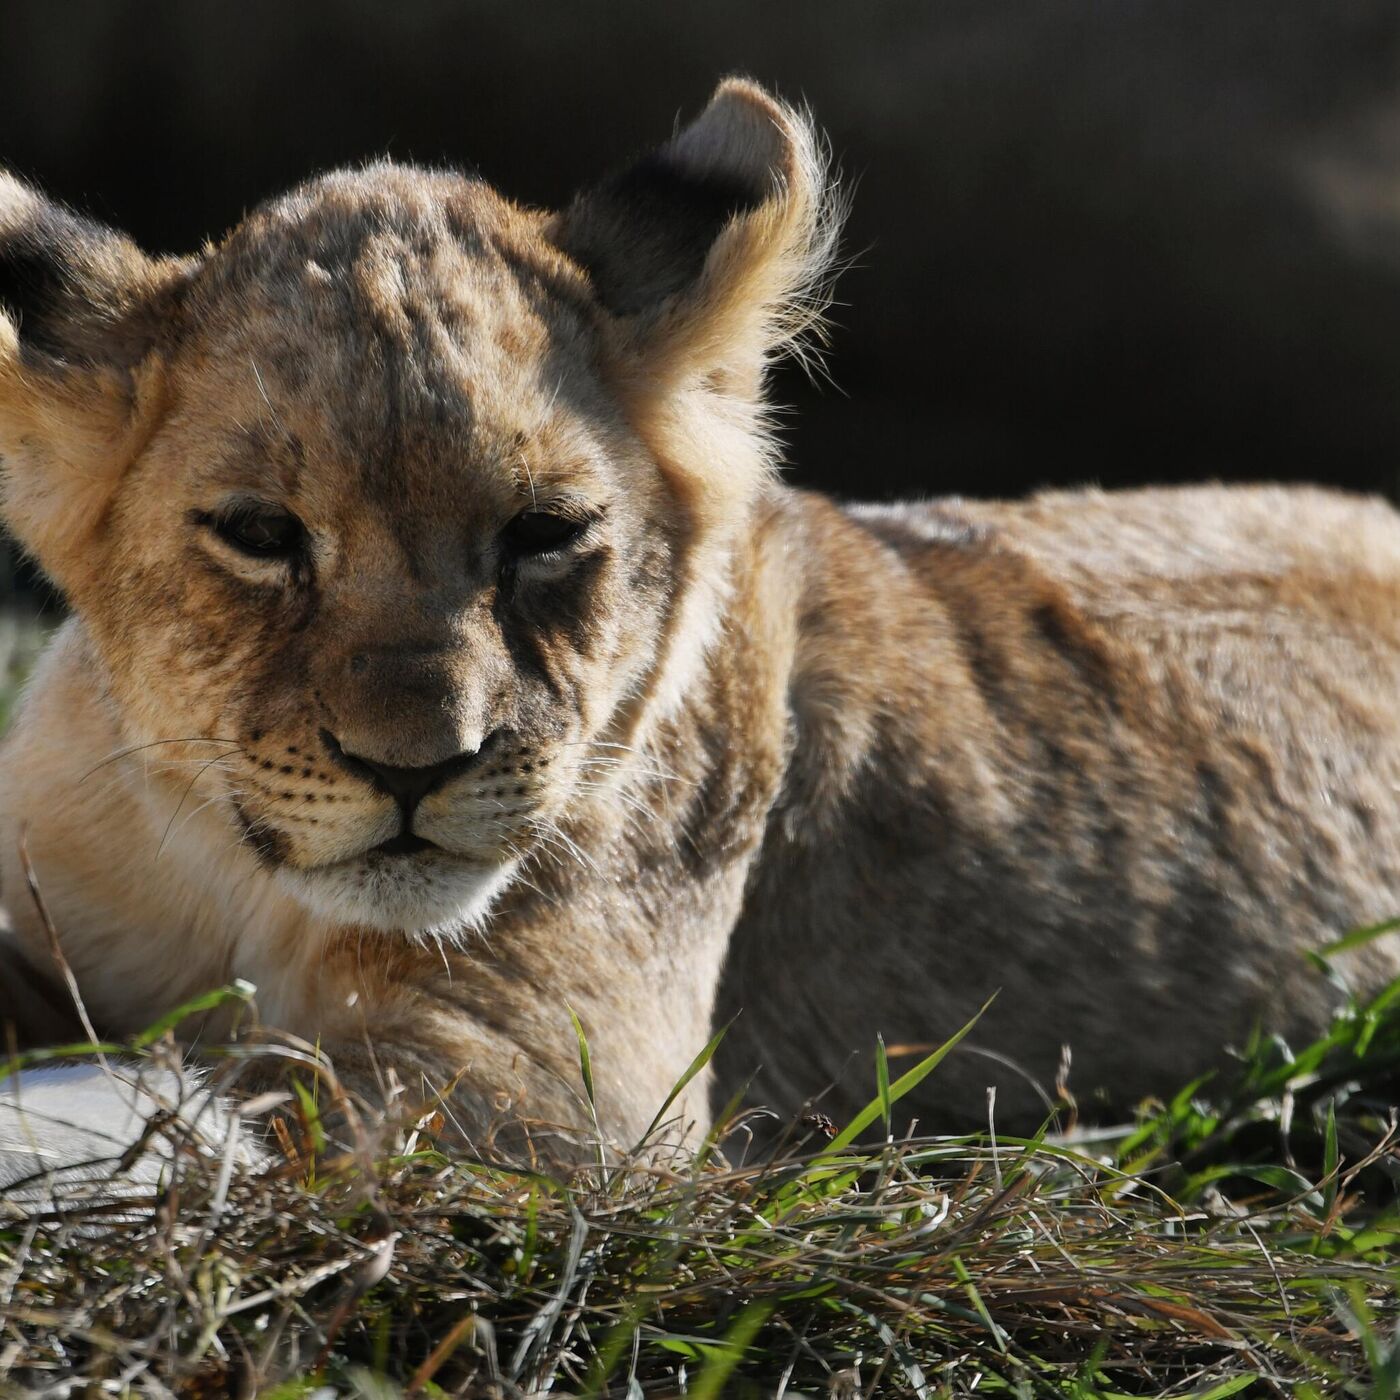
[[2, 80, 1399, 1153]]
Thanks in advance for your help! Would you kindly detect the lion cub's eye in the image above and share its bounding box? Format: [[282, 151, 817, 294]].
[[206, 503, 306, 559], [502, 510, 587, 557]]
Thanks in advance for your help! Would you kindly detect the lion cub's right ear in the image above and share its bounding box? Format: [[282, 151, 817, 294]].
[[0, 174, 193, 597]]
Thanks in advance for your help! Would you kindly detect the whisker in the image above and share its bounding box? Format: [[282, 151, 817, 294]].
[[165, 789, 235, 848], [498, 846, 552, 904], [520, 824, 573, 873], [573, 781, 656, 827], [548, 751, 684, 784], [156, 755, 230, 860], [138, 756, 239, 780], [80, 736, 241, 784], [527, 817, 600, 877]]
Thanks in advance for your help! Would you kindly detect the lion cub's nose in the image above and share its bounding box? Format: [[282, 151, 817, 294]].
[[321, 730, 483, 808]]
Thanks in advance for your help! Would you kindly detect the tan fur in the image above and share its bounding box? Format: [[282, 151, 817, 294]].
[[2, 81, 1399, 1150]]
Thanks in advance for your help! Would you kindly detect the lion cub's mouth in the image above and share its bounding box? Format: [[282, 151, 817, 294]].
[[370, 832, 439, 857]]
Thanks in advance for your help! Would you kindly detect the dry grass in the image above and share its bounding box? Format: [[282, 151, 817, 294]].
[[1, 957, 1397, 1399]]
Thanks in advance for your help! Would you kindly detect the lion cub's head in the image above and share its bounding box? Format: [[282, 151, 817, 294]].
[[0, 80, 836, 935]]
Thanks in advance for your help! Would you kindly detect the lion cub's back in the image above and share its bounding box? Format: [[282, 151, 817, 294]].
[[852, 484, 1400, 685], [855, 484, 1400, 609], [854, 484, 1400, 805]]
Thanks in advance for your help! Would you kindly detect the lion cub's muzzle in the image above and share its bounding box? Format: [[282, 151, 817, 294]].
[[239, 724, 553, 933], [320, 727, 494, 856], [231, 718, 557, 871]]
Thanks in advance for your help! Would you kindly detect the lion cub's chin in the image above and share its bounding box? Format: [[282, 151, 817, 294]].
[[277, 850, 519, 940]]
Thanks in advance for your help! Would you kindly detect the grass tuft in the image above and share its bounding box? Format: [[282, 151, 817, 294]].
[[0, 964, 1396, 1397]]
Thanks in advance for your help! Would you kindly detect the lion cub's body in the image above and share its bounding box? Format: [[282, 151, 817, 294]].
[[2, 82, 1399, 1148], [723, 484, 1400, 1126]]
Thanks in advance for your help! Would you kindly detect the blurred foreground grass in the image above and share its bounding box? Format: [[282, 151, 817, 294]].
[[0, 605, 50, 732], [1, 943, 1397, 1398]]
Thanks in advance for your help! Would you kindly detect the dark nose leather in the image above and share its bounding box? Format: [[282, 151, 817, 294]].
[[322, 729, 480, 809]]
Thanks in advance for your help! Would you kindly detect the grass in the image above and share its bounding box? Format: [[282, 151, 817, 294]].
[[1, 635, 1398, 1396], [1, 959, 1397, 1398], [0, 604, 49, 731]]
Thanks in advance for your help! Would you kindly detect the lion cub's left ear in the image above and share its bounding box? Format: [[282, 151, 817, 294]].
[[0, 174, 193, 596], [553, 78, 841, 396]]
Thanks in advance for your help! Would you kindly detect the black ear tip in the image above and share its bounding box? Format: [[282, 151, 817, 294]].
[[0, 188, 162, 367], [564, 151, 769, 317], [0, 233, 74, 359]]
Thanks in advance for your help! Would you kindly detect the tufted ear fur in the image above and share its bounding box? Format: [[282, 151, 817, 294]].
[[554, 78, 842, 400], [0, 173, 192, 597]]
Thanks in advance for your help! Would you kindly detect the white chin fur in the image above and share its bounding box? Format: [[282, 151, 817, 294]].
[[278, 852, 517, 938]]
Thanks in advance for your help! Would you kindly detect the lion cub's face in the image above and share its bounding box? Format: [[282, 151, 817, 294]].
[[96, 173, 682, 933], [0, 81, 826, 934]]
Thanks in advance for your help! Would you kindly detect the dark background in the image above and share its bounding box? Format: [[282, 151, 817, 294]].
[[5, 0, 1400, 597]]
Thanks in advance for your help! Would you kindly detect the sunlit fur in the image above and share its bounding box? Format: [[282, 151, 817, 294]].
[[3, 80, 1400, 1154]]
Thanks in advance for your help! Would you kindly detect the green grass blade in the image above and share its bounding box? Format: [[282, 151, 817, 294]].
[[566, 1003, 596, 1112], [875, 1032, 892, 1139], [130, 978, 257, 1048], [690, 1299, 774, 1400], [0, 1041, 128, 1081], [952, 1254, 1007, 1354], [824, 995, 994, 1155], [637, 1018, 733, 1149], [1194, 1378, 1263, 1399], [292, 1077, 326, 1156], [1323, 1098, 1340, 1218], [696, 1079, 750, 1171], [1317, 917, 1400, 959]]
